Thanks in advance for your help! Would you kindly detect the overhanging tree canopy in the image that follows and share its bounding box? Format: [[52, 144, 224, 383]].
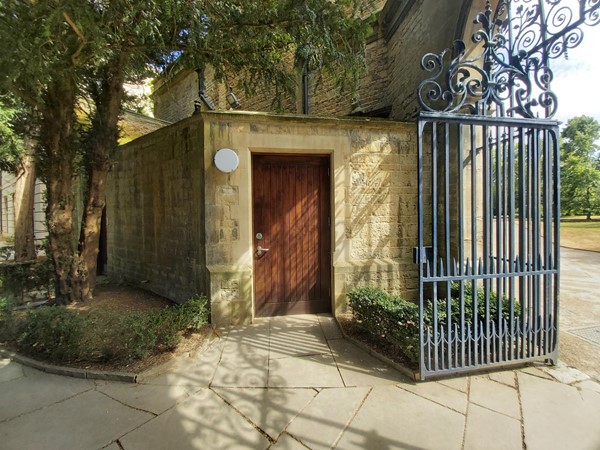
[[0, 0, 372, 302]]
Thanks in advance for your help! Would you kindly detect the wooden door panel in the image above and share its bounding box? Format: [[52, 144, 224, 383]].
[[253, 155, 331, 317]]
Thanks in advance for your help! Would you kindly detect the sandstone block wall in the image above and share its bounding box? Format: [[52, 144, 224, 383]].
[[107, 110, 423, 324], [107, 121, 207, 302]]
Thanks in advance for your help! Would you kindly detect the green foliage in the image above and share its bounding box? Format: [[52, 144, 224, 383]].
[[0, 0, 373, 300], [0, 258, 55, 302], [425, 282, 521, 325], [347, 285, 521, 367], [17, 307, 84, 362], [560, 116, 600, 218], [348, 287, 420, 365], [2, 294, 209, 364], [0, 297, 17, 341], [0, 95, 25, 172]]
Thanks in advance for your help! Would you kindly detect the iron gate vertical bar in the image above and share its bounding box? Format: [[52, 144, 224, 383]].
[[457, 124, 466, 368], [508, 126, 516, 361], [532, 129, 541, 357], [552, 127, 561, 361], [543, 128, 552, 356], [444, 122, 452, 370], [418, 118, 426, 379], [471, 123, 478, 367], [518, 127, 527, 359], [432, 121, 439, 372]]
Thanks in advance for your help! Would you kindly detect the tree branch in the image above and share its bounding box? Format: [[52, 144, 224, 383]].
[[62, 11, 86, 65]]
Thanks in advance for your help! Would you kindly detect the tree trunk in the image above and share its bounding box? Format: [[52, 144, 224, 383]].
[[42, 81, 78, 304], [70, 53, 127, 302], [13, 139, 36, 261], [72, 168, 110, 302]]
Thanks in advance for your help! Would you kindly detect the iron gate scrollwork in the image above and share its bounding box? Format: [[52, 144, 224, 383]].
[[414, 0, 599, 379]]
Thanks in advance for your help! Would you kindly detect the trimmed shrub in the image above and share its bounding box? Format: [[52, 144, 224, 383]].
[[3, 293, 210, 364], [16, 307, 84, 362], [423, 282, 522, 326], [347, 287, 420, 365], [347, 285, 522, 367], [0, 257, 55, 302]]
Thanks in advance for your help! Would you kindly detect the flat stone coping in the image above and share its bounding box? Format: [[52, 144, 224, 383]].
[[0, 348, 138, 383], [0, 326, 220, 384]]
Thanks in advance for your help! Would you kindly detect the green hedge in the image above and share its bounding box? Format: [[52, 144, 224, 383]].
[[1, 294, 209, 364], [347, 287, 420, 365], [0, 258, 54, 302], [347, 285, 522, 367]]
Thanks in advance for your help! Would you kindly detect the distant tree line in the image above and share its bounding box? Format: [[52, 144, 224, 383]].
[[560, 115, 600, 219]]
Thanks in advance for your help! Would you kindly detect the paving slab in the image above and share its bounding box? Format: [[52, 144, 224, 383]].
[[0, 367, 94, 422], [469, 375, 520, 419], [140, 342, 224, 388], [97, 381, 194, 415], [268, 323, 330, 360], [212, 353, 270, 387], [0, 358, 24, 383], [464, 403, 522, 450], [519, 372, 600, 450], [212, 387, 317, 440], [268, 354, 344, 388], [438, 375, 469, 393], [542, 361, 590, 385], [488, 370, 517, 388], [286, 387, 370, 450], [212, 333, 270, 387], [335, 385, 465, 450], [270, 315, 319, 327], [520, 365, 554, 380], [270, 432, 309, 450], [0, 390, 152, 450], [119, 388, 270, 450], [398, 380, 469, 414], [317, 314, 343, 340], [574, 379, 600, 394], [328, 338, 408, 386]]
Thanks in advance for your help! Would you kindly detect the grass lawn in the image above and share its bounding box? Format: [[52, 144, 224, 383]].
[[560, 220, 600, 252]]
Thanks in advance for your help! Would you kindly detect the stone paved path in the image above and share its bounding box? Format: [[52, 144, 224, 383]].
[[1, 312, 600, 450]]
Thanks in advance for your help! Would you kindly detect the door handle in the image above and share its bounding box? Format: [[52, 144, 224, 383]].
[[256, 245, 270, 257]]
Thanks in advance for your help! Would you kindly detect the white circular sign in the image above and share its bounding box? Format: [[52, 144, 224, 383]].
[[214, 148, 239, 173]]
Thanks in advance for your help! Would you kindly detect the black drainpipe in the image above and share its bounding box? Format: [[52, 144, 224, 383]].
[[302, 66, 310, 115]]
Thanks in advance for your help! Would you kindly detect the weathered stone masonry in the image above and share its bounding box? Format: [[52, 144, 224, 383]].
[[107, 111, 422, 325]]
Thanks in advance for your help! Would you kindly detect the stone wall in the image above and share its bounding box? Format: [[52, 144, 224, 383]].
[[106, 120, 207, 302], [384, 0, 468, 120], [107, 110, 422, 324]]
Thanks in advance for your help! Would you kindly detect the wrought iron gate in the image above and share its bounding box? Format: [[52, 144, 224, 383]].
[[414, 0, 599, 378], [416, 113, 560, 378]]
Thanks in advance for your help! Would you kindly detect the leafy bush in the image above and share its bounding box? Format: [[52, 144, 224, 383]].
[[0, 257, 55, 302], [2, 293, 210, 364], [0, 296, 17, 341], [347, 285, 522, 367], [347, 287, 420, 365], [16, 306, 84, 362], [423, 282, 522, 326]]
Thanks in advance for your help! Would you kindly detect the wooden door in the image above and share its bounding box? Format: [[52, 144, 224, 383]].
[[252, 155, 331, 317]]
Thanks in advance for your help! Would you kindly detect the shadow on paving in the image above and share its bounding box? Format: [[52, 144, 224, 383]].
[[1, 312, 600, 449]]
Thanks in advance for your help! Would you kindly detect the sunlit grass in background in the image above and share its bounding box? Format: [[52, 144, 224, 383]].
[[560, 217, 600, 252]]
